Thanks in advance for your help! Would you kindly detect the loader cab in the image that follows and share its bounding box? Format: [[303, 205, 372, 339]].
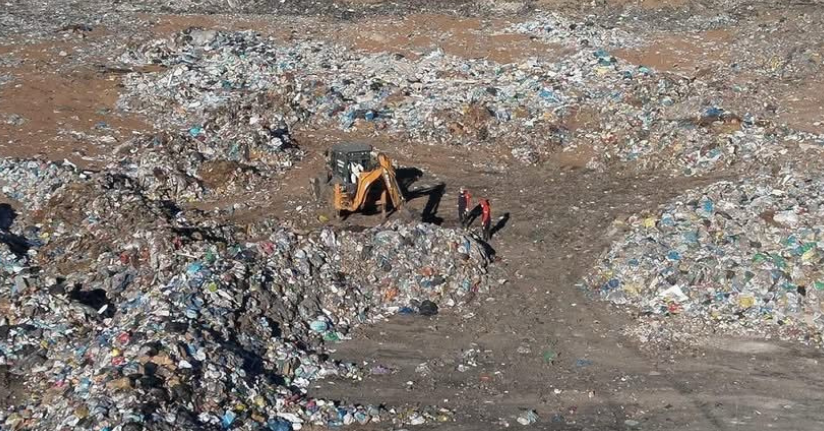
[[327, 143, 376, 185]]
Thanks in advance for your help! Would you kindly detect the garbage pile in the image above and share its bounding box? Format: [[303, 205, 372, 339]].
[[117, 29, 309, 133], [585, 170, 824, 343], [0, 127, 297, 209], [109, 134, 207, 202], [110, 132, 298, 202], [117, 28, 580, 151], [504, 13, 639, 49], [115, 31, 304, 186], [582, 117, 824, 176], [115, 27, 824, 173], [0, 158, 492, 430], [0, 159, 89, 211], [639, 12, 824, 81]]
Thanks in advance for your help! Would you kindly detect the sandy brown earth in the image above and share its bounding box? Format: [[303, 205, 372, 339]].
[[3, 1, 824, 429]]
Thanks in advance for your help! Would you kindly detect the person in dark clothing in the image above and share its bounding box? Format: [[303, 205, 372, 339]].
[[458, 188, 472, 229], [480, 199, 491, 241]]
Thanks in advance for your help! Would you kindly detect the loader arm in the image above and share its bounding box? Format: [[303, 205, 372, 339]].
[[346, 168, 385, 211], [342, 153, 406, 212], [377, 153, 406, 210]]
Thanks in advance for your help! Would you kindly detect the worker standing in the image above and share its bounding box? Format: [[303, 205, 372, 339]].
[[480, 199, 491, 241], [458, 188, 472, 229]]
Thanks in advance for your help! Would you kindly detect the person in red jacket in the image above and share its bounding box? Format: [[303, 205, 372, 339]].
[[480, 199, 491, 241]]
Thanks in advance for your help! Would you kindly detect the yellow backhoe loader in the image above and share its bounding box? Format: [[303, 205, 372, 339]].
[[311, 143, 406, 219]]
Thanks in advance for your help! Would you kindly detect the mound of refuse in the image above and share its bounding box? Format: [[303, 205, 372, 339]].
[[0, 159, 87, 211], [115, 28, 824, 173], [0, 160, 492, 430], [110, 132, 298, 202], [0, 126, 297, 206], [504, 13, 639, 49], [585, 171, 824, 344]]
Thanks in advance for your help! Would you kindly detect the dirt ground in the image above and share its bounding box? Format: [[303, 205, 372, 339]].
[[3, 1, 824, 429]]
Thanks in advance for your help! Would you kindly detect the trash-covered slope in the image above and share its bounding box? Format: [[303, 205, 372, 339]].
[[0, 160, 492, 430], [585, 171, 824, 343]]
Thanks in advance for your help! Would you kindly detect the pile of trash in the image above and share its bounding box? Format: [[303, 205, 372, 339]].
[[0, 159, 89, 211], [0, 126, 297, 208], [110, 132, 298, 202], [115, 28, 824, 173], [0, 158, 492, 430], [116, 31, 304, 186], [584, 116, 824, 176], [503, 13, 639, 49], [585, 170, 824, 343], [117, 28, 582, 150], [109, 134, 207, 202], [117, 29, 310, 135]]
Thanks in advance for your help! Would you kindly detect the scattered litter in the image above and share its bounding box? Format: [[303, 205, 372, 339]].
[[575, 359, 593, 367], [542, 348, 557, 364], [516, 409, 539, 426]]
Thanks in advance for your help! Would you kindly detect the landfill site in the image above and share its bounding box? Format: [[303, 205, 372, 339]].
[[4, 0, 824, 429]]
